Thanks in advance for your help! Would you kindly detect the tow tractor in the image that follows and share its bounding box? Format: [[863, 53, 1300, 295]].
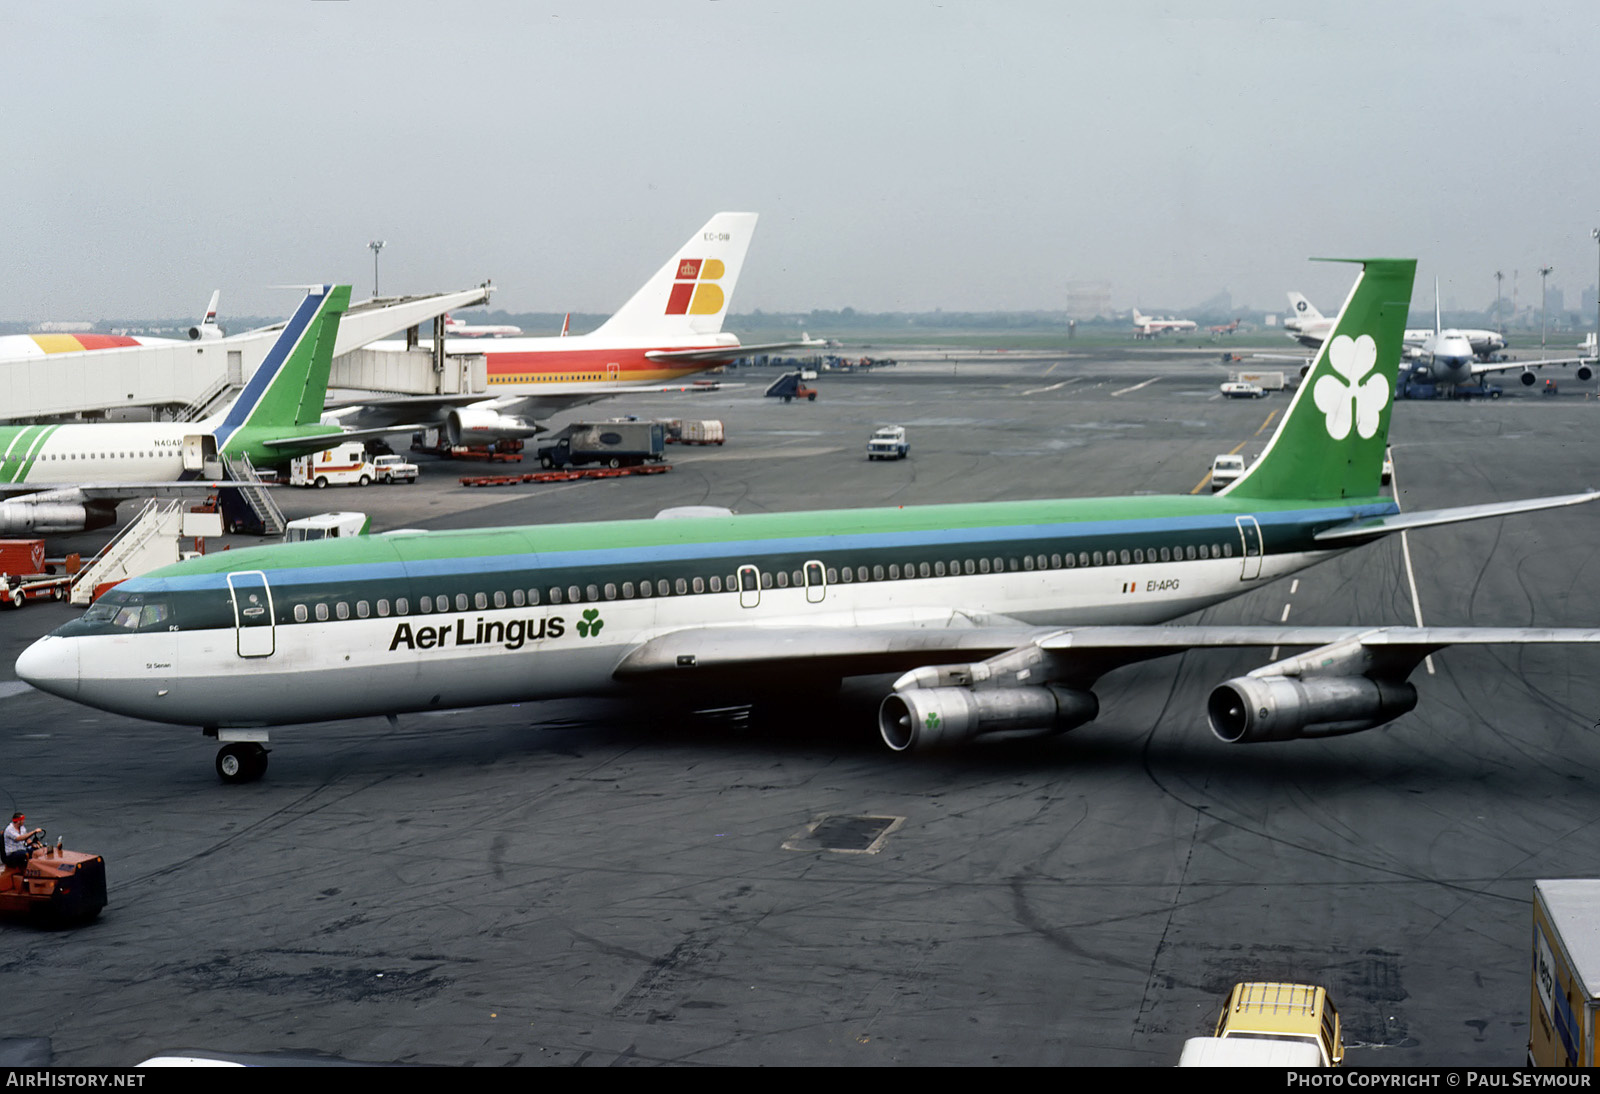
[[0, 831, 107, 925]]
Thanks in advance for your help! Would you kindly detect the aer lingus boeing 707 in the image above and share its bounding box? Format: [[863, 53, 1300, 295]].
[[16, 258, 1600, 783]]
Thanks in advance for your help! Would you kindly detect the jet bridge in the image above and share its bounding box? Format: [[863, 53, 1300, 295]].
[[0, 284, 495, 423]]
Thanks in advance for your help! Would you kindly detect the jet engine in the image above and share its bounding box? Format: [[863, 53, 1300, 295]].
[[1520, 370, 1537, 387], [1206, 675, 1417, 743], [445, 408, 543, 446], [187, 324, 223, 341], [0, 500, 114, 535], [879, 684, 1098, 752], [1577, 365, 1593, 382]]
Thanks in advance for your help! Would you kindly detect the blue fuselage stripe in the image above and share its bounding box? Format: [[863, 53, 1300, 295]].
[[121, 501, 1396, 594]]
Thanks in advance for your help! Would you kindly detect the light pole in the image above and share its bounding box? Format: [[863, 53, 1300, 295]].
[[1494, 270, 1504, 335], [1591, 228, 1600, 354], [368, 240, 387, 298], [1540, 265, 1554, 348]]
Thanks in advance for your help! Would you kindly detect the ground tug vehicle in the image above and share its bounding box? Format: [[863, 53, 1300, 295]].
[[0, 830, 107, 925]]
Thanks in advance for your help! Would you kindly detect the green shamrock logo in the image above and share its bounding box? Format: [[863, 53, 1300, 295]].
[[576, 608, 604, 638], [925, 711, 940, 730]]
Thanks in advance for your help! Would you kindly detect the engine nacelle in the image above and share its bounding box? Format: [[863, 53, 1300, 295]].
[[1578, 365, 1594, 382], [879, 685, 1098, 752], [445, 408, 543, 446], [187, 324, 223, 341], [1207, 675, 1417, 743], [0, 501, 112, 535], [1520, 370, 1537, 386]]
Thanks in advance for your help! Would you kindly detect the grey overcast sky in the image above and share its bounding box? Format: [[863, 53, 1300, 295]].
[[4, 0, 1600, 323]]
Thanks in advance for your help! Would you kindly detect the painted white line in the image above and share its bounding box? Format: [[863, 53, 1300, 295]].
[[1022, 378, 1080, 396], [1279, 603, 1292, 622], [1289, 579, 1300, 595], [1111, 377, 1160, 397]]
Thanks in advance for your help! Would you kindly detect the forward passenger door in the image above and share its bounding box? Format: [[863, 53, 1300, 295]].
[[226, 570, 276, 657]]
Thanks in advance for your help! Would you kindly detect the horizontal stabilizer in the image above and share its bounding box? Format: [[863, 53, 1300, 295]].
[[646, 337, 826, 365], [1313, 491, 1600, 542]]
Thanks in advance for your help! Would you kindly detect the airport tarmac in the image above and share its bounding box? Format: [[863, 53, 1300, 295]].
[[3, 352, 1600, 1066]]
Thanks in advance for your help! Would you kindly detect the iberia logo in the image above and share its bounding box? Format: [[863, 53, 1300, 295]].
[[665, 258, 726, 316]]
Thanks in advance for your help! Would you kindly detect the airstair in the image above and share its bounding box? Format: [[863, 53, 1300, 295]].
[[174, 373, 240, 422], [70, 501, 180, 605], [221, 454, 287, 536]]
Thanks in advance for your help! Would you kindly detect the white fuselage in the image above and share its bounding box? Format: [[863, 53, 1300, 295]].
[[21, 544, 1340, 728], [0, 421, 197, 488]]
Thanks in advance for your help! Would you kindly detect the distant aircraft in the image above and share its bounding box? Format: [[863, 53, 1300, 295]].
[[0, 286, 369, 535], [0, 291, 225, 361], [189, 290, 225, 341], [1405, 284, 1589, 387], [1131, 309, 1197, 338], [18, 258, 1600, 784], [1283, 292, 1334, 349], [1292, 288, 1509, 363], [1208, 318, 1241, 336], [330, 213, 823, 445], [1287, 287, 1586, 387], [442, 313, 523, 337]]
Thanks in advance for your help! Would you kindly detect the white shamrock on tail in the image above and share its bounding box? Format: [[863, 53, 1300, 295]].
[[1312, 333, 1388, 440]]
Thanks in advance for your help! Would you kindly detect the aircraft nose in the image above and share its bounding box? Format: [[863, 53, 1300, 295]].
[[15, 636, 79, 701]]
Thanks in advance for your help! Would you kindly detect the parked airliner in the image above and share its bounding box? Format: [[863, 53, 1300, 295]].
[[330, 213, 822, 445], [17, 258, 1600, 783], [0, 291, 224, 363], [0, 286, 359, 534], [1131, 309, 1197, 338], [1288, 287, 1590, 387]]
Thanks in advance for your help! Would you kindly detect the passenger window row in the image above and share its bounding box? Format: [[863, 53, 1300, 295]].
[[280, 539, 1238, 624]]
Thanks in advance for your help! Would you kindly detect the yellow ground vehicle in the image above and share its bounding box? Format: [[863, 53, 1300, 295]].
[[1179, 981, 1345, 1067]]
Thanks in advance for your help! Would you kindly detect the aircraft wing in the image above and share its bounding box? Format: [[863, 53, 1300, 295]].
[[257, 425, 434, 453], [1470, 356, 1596, 378], [1233, 352, 1314, 365], [0, 482, 272, 502], [320, 393, 486, 432], [323, 378, 751, 434], [614, 620, 1600, 691], [645, 336, 826, 364]]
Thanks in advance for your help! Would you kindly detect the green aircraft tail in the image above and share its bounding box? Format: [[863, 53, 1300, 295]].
[[1222, 258, 1416, 501], [212, 285, 351, 453]]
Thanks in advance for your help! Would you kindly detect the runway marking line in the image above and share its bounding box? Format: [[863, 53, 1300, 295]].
[[1111, 377, 1160, 397], [1022, 377, 1081, 396]]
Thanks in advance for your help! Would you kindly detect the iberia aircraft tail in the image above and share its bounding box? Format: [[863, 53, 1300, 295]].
[[590, 212, 758, 340], [1224, 259, 1416, 501]]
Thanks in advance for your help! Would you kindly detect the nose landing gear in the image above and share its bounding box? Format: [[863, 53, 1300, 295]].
[[205, 728, 271, 785]]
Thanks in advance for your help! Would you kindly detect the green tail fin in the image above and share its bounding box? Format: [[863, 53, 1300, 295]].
[[1223, 258, 1415, 501], [214, 285, 351, 450]]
